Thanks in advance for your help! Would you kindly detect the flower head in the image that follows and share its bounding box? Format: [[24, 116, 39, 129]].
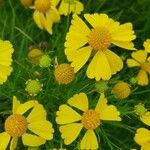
[[39, 54, 51, 68], [65, 14, 136, 81], [127, 49, 150, 86], [0, 40, 14, 85], [33, 0, 60, 34], [134, 102, 150, 149], [0, 97, 54, 149], [58, 0, 84, 16], [54, 63, 75, 84], [25, 79, 43, 96], [28, 48, 43, 64], [56, 93, 121, 149], [111, 81, 131, 99]]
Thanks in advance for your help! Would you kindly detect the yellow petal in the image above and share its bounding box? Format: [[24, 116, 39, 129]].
[[0, 40, 14, 66], [68, 93, 89, 111], [12, 96, 20, 114], [111, 23, 136, 41], [51, 0, 60, 7], [10, 138, 18, 150], [137, 70, 149, 86], [132, 50, 147, 64], [48, 7, 60, 22], [127, 58, 140, 67], [65, 14, 90, 53], [56, 104, 81, 124], [144, 39, 150, 53], [141, 143, 150, 150], [104, 49, 123, 74], [22, 134, 46, 146], [44, 11, 53, 34], [87, 51, 111, 81], [95, 93, 108, 114], [60, 123, 83, 145], [28, 121, 54, 140], [33, 11, 45, 29], [16, 100, 38, 115], [0, 132, 11, 150], [100, 105, 121, 121], [140, 112, 150, 126], [0, 65, 12, 85], [134, 128, 150, 145], [80, 130, 98, 150], [84, 13, 109, 28], [67, 46, 92, 72], [112, 40, 136, 50], [27, 104, 46, 123]]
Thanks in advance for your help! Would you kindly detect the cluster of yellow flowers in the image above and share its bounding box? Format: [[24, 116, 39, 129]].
[[0, 0, 150, 150]]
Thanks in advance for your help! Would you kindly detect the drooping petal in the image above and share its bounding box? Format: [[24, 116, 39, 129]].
[[48, 7, 60, 23], [104, 49, 123, 74], [0, 132, 11, 150], [134, 128, 150, 145], [59, 0, 83, 16], [87, 51, 111, 81], [33, 11, 46, 29], [27, 104, 46, 123], [111, 23, 136, 41], [16, 101, 38, 115], [22, 134, 46, 146], [12, 96, 20, 114], [131, 50, 147, 64], [112, 40, 136, 50], [60, 123, 83, 145], [67, 46, 92, 72], [144, 39, 150, 53], [68, 93, 89, 111], [10, 138, 18, 150], [28, 121, 54, 140], [51, 0, 60, 7], [140, 112, 150, 126], [80, 130, 98, 150], [136, 70, 149, 86], [127, 58, 140, 67], [56, 104, 82, 124], [95, 93, 108, 115], [100, 105, 121, 121]]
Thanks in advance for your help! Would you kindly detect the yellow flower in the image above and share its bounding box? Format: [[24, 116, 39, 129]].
[[33, 0, 60, 34], [0, 40, 14, 85], [134, 104, 150, 150], [0, 97, 54, 150], [65, 14, 136, 81], [58, 0, 84, 16], [127, 50, 150, 86], [56, 93, 121, 149], [144, 39, 150, 53]]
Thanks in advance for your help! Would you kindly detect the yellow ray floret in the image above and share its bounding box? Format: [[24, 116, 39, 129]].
[[0, 40, 14, 85]]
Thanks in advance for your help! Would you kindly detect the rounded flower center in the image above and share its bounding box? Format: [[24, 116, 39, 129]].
[[141, 62, 150, 73], [81, 109, 100, 130], [35, 0, 51, 13], [5, 114, 28, 137], [88, 27, 112, 51]]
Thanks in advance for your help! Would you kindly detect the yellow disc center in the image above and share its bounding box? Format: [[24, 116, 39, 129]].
[[141, 62, 150, 73], [35, 0, 51, 13], [81, 109, 100, 130], [5, 114, 28, 137], [88, 27, 112, 51]]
